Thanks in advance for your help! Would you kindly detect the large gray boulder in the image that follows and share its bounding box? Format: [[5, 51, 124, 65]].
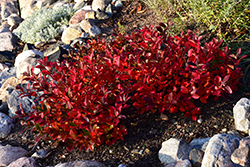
[[158, 138, 192, 165], [55, 160, 105, 167], [0, 146, 28, 166], [201, 133, 240, 167], [7, 90, 35, 118], [233, 97, 250, 134]]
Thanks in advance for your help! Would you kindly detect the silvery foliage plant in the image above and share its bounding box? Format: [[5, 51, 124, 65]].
[[14, 6, 76, 44]]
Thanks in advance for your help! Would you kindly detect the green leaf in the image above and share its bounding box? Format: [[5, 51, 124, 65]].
[[36, 124, 42, 132], [69, 122, 77, 127]]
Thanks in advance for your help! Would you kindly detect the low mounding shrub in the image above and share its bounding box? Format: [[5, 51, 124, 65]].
[[16, 23, 245, 151], [14, 6, 76, 44]]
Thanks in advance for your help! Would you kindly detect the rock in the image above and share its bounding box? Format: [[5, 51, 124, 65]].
[[0, 32, 18, 52], [7, 90, 35, 118], [23, 43, 35, 52], [73, 0, 87, 10], [89, 25, 101, 37], [164, 159, 192, 167], [7, 13, 23, 27], [0, 24, 11, 33], [118, 164, 127, 167], [230, 136, 250, 166], [0, 112, 13, 138], [31, 149, 49, 159], [231, 147, 250, 166], [189, 137, 211, 152], [92, 0, 107, 11], [0, 102, 9, 115], [54, 160, 105, 167], [0, 76, 21, 102], [0, 63, 9, 72], [34, 41, 45, 48], [85, 11, 96, 19], [95, 9, 109, 20], [14, 50, 43, 67], [189, 148, 204, 167], [69, 10, 93, 25], [0, 0, 18, 23], [201, 133, 240, 167], [227, 130, 245, 139], [158, 138, 192, 165], [114, 0, 123, 8], [0, 146, 28, 166], [18, 0, 36, 19], [164, 163, 176, 167], [7, 157, 38, 167], [105, 3, 113, 17], [233, 98, 250, 134], [175, 159, 192, 167], [35, 0, 57, 9], [79, 19, 101, 37], [16, 57, 40, 79], [0, 51, 16, 64], [44, 43, 69, 62], [61, 24, 83, 44], [0, 67, 16, 88]]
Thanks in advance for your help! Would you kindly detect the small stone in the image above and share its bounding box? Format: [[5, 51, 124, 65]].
[[61, 24, 83, 44], [73, 0, 87, 10], [34, 41, 45, 48], [0, 51, 15, 64], [105, 3, 113, 17], [145, 148, 151, 154], [69, 10, 93, 25], [85, 11, 96, 19], [197, 118, 203, 124], [0, 112, 14, 138], [0, 32, 17, 52], [231, 147, 250, 166], [114, 0, 123, 8], [92, 0, 107, 11], [7, 13, 23, 27], [131, 149, 139, 154], [16, 57, 40, 79], [160, 113, 169, 121], [14, 50, 43, 67], [89, 25, 101, 37], [189, 148, 204, 167], [32, 149, 49, 159], [95, 9, 109, 20], [221, 128, 227, 133], [159, 138, 192, 165], [118, 164, 127, 167]]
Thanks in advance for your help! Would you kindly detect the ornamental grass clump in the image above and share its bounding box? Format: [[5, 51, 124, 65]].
[[16, 23, 246, 151], [14, 6, 76, 44]]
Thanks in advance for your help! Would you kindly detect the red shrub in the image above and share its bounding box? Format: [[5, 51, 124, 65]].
[[16, 23, 245, 151]]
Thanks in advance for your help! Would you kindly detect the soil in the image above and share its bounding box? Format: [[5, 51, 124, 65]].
[[1, 0, 250, 167]]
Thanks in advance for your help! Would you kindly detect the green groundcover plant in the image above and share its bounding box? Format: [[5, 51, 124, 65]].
[[141, 0, 250, 41], [16, 23, 246, 151]]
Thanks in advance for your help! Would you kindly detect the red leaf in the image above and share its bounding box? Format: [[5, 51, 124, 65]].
[[222, 75, 230, 84], [41, 70, 51, 76], [140, 42, 148, 49], [225, 85, 232, 94], [189, 40, 197, 47], [181, 86, 189, 94]]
